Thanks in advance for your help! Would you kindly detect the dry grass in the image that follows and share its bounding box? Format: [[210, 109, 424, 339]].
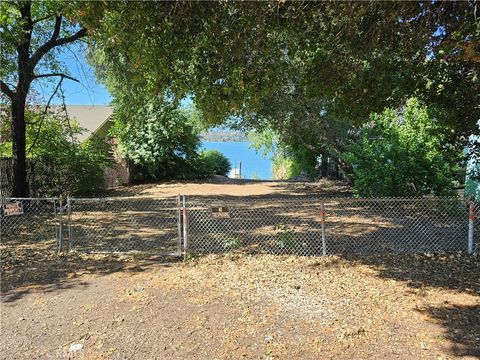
[[3, 251, 478, 359], [1, 180, 478, 359]]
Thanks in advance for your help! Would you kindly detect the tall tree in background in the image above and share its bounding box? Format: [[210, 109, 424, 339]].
[[0, 0, 101, 197]]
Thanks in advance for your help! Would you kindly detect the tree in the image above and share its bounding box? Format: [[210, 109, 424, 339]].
[[111, 96, 201, 180], [344, 98, 461, 197], [90, 1, 478, 184], [0, 0, 102, 197]]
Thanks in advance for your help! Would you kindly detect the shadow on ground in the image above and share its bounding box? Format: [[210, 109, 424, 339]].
[[420, 304, 480, 358], [319, 253, 480, 357], [0, 249, 180, 303], [342, 253, 480, 296]]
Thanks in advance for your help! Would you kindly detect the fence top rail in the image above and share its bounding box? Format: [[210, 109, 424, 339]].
[[3, 197, 59, 201], [185, 195, 465, 202], [69, 195, 180, 202], [325, 197, 465, 202]]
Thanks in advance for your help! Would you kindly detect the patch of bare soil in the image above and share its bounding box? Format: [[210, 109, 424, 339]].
[[1, 253, 479, 359], [102, 178, 352, 199]]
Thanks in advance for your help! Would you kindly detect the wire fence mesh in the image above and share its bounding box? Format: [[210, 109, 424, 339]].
[[0, 198, 61, 252], [472, 202, 480, 254], [323, 198, 469, 255], [67, 197, 182, 255], [0, 195, 478, 257], [185, 197, 474, 256], [186, 196, 324, 255]]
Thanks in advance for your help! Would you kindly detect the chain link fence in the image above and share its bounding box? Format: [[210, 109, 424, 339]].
[[185, 197, 476, 256], [1, 195, 478, 257], [0, 198, 61, 252], [68, 197, 182, 255], [472, 202, 480, 254], [323, 198, 470, 255], [186, 196, 324, 255]]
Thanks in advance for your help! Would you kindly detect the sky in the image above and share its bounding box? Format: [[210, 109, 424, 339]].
[[37, 43, 112, 106], [35, 43, 197, 108]]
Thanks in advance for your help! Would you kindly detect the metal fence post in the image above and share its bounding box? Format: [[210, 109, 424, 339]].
[[177, 195, 182, 256], [58, 197, 63, 252], [468, 202, 474, 255], [182, 195, 189, 258], [321, 201, 326, 256], [67, 196, 72, 251]]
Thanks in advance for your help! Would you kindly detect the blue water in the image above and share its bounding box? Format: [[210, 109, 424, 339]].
[[201, 141, 272, 180]]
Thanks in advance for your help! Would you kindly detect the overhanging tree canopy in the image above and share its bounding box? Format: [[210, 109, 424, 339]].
[[2, 1, 478, 195], [91, 1, 478, 135]]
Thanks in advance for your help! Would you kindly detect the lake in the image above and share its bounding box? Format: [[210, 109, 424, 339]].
[[201, 141, 272, 180]]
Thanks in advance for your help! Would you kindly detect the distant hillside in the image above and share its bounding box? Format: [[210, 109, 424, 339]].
[[200, 131, 249, 142]]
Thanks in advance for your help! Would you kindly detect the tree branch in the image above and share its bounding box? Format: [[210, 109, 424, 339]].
[[29, 22, 88, 70], [33, 73, 80, 82], [32, 13, 57, 24], [50, 15, 62, 42], [0, 80, 15, 99], [27, 76, 66, 153]]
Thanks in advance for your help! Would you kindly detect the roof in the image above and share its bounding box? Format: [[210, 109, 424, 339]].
[[64, 105, 113, 142]]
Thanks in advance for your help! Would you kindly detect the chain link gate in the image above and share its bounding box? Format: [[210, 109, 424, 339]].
[[0, 198, 61, 252], [184, 196, 325, 255], [67, 196, 182, 256], [182, 196, 476, 256]]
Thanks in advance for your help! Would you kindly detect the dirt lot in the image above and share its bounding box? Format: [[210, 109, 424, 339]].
[[102, 177, 352, 198], [1, 253, 479, 360], [1, 180, 479, 359]]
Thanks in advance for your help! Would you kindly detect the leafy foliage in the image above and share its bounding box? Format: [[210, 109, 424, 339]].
[[274, 222, 296, 249], [344, 99, 461, 197], [249, 126, 324, 180], [111, 97, 201, 181], [92, 2, 478, 139], [223, 236, 242, 250], [198, 150, 231, 177], [1, 110, 110, 196]]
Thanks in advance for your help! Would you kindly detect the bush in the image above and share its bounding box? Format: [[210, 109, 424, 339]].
[[1, 111, 110, 196], [344, 98, 460, 197], [198, 150, 231, 177], [30, 118, 110, 195], [113, 98, 202, 181]]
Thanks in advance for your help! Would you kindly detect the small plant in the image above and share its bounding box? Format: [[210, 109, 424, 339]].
[[223, 236, 242, 250], [274, 222, 296, 249]]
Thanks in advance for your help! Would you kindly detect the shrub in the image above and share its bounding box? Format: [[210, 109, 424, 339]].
[[198, 150, 231, 177], [223, 236, 242, 250], [113, 98, 202, 181], [274, 222, 296, 249], [1, 112, 110, 196], [344, 98, 460, 197]]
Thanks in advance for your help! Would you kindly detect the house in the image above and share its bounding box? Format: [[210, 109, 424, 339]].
[[65, 105, 131, 189], [65, 105, 114, 142]]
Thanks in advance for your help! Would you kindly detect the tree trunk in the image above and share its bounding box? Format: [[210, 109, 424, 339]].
[[321, 151, 328, 178], [11, 96, 29, 197], [334, 158, 339, 179]]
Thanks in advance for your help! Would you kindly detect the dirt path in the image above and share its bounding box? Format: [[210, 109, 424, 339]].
[[103, 178, 352, 198], [1, 254, 479, 359]]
